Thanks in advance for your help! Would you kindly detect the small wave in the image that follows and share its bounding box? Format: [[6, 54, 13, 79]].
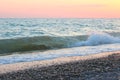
[[0, 33, 119, 55], [0, 35, 87, 54], [72, 33, 120, 47]]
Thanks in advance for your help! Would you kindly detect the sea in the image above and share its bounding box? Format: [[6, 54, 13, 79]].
[[0, 18, 120, 64]]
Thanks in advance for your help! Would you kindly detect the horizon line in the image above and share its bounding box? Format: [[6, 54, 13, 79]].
[[0, 17, 120, 19]]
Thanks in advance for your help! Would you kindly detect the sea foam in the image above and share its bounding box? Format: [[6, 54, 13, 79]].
[[0, 43, 120, 64], [72, 33, 120, 47]]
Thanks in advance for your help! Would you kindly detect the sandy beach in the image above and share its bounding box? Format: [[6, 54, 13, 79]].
[[0, 51, 120, 80]]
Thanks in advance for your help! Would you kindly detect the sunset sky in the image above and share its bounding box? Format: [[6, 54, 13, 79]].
[[0, 0, 120, 18]]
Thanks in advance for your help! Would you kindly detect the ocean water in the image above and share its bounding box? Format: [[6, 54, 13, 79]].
[[0, 18, 120, 64]]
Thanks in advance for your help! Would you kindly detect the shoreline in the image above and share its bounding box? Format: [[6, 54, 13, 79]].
[[0, 51, 120, 80]]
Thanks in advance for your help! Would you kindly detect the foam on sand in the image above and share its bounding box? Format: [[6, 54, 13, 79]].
[[0, 43, 120, 64], [0, 51, 120, 74]]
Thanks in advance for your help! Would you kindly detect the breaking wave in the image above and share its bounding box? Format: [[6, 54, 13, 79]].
[[0, 33, 120, 54], [72, 33, 120, 47]]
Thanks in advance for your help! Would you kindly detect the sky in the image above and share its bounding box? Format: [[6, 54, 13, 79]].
[[0, 0, 120, 18]]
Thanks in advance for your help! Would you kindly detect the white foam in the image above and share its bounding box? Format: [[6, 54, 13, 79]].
[[72, 33, 120, 47], [0, 43, 120, 64]]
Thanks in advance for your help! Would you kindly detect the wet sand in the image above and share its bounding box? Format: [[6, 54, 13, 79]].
[[0, 51, 120, 80]]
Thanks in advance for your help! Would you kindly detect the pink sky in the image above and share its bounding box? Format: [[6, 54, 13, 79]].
[[0, 0, 120, 18]]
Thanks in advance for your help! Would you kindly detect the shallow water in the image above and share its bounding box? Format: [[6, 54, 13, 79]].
[[0, 43, 120, 64]]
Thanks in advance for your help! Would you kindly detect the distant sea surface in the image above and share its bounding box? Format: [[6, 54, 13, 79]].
[[0, 18, 120, 64]]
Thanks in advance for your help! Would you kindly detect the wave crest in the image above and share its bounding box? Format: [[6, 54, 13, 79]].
[[72, 33, 120, 47]]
